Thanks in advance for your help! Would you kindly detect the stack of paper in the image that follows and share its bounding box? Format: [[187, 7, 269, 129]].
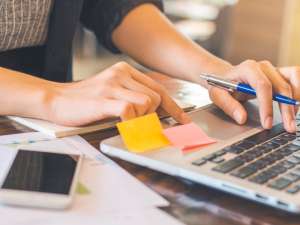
[[0, 133, 185, 225], [8, 101, 195, 138]]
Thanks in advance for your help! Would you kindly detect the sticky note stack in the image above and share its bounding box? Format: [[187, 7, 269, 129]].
[[117, 113, 170, 153], [163, 123, 216, 151], [117, 113, 216, 153]]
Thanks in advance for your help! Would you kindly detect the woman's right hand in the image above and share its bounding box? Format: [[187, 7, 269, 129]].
[[207, 60, 300, 133], [47, 62, 191, 126]]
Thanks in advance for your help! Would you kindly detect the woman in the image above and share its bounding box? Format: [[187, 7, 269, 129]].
[[0, 0, 299, 133]]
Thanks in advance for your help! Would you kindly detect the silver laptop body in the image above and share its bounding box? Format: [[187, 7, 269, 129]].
[[101, 101, 300, 213]]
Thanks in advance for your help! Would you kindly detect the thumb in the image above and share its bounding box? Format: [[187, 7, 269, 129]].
[[209, 87, 248, 125]]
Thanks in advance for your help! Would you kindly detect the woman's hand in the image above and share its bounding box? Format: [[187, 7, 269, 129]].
[[208, 60, 300, 133], [47, 62, 191, 126]]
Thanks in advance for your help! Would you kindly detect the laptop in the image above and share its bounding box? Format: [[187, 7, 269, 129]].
[[100, 100, 300, 213]]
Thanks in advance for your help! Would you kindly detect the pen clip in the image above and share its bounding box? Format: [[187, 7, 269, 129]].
[[207, 80, 235, 93]]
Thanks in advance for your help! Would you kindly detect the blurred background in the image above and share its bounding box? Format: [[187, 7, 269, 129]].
[[73, 0, 300, 81]]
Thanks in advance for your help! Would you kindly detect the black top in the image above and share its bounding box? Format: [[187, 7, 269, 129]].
[[0, 0, 163, 82]]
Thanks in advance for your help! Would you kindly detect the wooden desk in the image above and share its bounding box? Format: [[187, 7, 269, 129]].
[[2, 75, 300, 225]]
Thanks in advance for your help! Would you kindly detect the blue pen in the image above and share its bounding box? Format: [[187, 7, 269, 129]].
[[200, 74, 300, 106]]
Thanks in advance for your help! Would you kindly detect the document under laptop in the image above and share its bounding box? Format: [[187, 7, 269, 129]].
[[8, 101, 196, 138]]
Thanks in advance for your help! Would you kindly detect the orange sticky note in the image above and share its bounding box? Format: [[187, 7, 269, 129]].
[[163, 123, 216, 150], [116, 113, 170, 153]]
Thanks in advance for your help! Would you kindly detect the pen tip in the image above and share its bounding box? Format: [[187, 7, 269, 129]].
[[199, 74, 208, 80], [296, 101, 300, 106]]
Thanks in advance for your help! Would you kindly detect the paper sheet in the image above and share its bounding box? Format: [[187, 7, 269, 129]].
[[0, 133, 168, 209], [117, 113, 170, 153], [163, 122, 216, 150], [0, 132, 53, 147], [1, 207, 184, 225], [0, 159, 170, 218], [0, 133, 181, 225]]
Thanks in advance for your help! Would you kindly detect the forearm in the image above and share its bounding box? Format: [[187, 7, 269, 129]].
[[112, 4, 233, 88], [0, 67, 59, 119]]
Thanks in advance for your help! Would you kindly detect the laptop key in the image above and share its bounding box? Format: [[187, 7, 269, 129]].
[[250, 171, 274, 184], [250, 159, 269, 170], [237, 153, 256, 163], [251, 145, 268, 153], [264, 168, 279, 178], [269, 151, 285, 161], [271, 137, 288, 146], [192, 158, 206, 166], [277, 160, 295, 170], [260, 146, 273, 154], [283, 173, 300, 182], [215, 150, 226, 157], [261, 155, 277, 164], [268, 164, 287, 175], [231, 165, 257, 179], [276, 148, 293, 157], [284, 144, 300, 152], [251, 148, 264, 157], [212, 157, 225, 164], [203, 153, 216, 161], [287, 185, 300, 194], [287, 156, 300, 165], [233, 141, 255, 150], [261, 142, 280, 151], [223, 146, 244, 154], [268, 178, 292, 190], [291, 167, 300, 176], [279, 133, 296, 141], [244, 123, 285, 145], [213, 158, 244, 173], [293, 152, 300, 159]]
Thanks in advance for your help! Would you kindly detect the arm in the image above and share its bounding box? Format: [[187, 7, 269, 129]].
[[0, 64, 190, 126], [112, 4, 232, 86], [112, 4, 300, 132], [0, 67, 55, 120]]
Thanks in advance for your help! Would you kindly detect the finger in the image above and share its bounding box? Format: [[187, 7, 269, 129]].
[[295, 107, 299, 117], [209, 87, 247, 124], [260, 61, 296, 132], [100, 99, 136, 121], [121, 77, 161, 114], [111, 87, 152, 116], [231, 60, 273, 129], [126, 67, 191, 124], [279, 67, 300, 100], [279, 67, 300, 116]]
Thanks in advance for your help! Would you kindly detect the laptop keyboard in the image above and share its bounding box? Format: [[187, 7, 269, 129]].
[[192, 124, 300, 194]]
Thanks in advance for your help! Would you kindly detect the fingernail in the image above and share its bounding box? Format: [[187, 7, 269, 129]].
[[180, 113, 192, 124], [264, 116, 273, 129], [290, 120, 296, 133], [233, 110, 243, 124]]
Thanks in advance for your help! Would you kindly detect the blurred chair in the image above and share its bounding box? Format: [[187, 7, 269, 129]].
[[213, 0, 286, 65]]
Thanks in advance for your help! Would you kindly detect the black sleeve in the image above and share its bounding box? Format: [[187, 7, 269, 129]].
[[80, 0, 164, 53]]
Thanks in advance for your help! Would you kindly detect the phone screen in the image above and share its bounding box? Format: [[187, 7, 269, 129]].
[[1, 150, 79, 195]]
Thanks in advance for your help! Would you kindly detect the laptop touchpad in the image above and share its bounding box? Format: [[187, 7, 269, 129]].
[[189, 103, 261, 141]]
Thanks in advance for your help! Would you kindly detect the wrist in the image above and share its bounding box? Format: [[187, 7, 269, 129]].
[[40, 82, 69, 123], [187, 55, 233, 89], [28, 81, 66, 122]]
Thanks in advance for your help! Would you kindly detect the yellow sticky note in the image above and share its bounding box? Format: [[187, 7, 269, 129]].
[[117, 113, 170, 153]]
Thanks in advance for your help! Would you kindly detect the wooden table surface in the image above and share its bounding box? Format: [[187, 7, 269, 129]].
[[2, 74, 300, 225]]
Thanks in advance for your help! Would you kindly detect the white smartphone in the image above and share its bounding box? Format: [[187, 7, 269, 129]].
[[0, 149, 83, 209]]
